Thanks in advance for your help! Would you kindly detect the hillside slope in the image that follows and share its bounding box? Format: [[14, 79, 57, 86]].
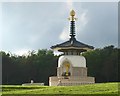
[[1, 82, 119, 95]]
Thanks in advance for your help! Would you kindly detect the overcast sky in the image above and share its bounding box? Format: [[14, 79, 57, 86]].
[[1, 2, 118, 55]]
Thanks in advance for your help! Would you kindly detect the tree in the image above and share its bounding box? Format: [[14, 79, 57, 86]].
[[1, 45, 119, 85], [83, 45, 119, 82]]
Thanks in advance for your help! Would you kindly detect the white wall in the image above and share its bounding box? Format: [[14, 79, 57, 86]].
[[58, 55, 86, 67]]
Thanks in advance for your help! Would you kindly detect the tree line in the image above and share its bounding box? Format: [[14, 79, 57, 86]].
[[1, 45, 119, 85]]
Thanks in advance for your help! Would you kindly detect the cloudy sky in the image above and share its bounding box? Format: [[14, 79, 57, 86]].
[[1, 2, 118, 55]]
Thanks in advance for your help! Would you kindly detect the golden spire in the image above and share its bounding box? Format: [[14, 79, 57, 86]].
[[68, 9, 77, 21], [70, 10, 75, 16]]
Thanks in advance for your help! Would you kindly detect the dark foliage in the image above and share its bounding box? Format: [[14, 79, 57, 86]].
[[1, 49, 58, 85], [83, 45, 119, 82], [1, 45, 119, 85]]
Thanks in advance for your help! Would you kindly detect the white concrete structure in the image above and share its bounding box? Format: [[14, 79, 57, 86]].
[[49, 10, 95, 86], [58, 55, 86, 67], [49, 54, 95, 86]]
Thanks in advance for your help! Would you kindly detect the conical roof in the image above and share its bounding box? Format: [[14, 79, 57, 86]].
[[51, 10, 94, 52], [51, 38, 94, 52]]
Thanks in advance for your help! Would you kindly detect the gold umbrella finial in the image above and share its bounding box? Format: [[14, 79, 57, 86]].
[[68, 9, 77, 21], [70, 10, 75, 16]]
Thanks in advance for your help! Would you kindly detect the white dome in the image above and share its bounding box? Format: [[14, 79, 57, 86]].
[[58, 55, 86, 67]]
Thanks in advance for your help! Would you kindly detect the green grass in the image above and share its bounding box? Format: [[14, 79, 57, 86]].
[[1, 82, 119, 96]]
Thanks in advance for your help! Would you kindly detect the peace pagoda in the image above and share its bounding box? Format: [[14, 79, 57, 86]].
[[49, 10, 95, 86]]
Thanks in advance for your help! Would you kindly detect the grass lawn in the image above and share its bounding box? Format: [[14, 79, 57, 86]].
[[1, 82, 119, 96]]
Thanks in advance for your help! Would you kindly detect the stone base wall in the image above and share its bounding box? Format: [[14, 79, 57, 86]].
[[22, 83, 44, 86], [57, 67, 87, 77], [49, 76, 95, 86], [72, 67, 87, 77]]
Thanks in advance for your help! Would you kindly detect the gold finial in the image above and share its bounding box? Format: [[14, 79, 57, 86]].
[[68, 9, 77, 21], [70, 10, 75, 16]]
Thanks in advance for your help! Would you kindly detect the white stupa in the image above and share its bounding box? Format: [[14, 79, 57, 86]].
[[49, 10, 95, 86]]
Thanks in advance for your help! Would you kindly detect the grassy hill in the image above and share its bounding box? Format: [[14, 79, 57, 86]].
[[1, 82, 119, 96]]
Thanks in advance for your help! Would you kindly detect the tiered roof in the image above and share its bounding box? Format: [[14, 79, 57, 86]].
[[51, 10, 94, 52]]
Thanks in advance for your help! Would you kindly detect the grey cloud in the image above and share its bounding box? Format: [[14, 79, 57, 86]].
[[1, 2, 118, 54], [74, 2, 118, 48]]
